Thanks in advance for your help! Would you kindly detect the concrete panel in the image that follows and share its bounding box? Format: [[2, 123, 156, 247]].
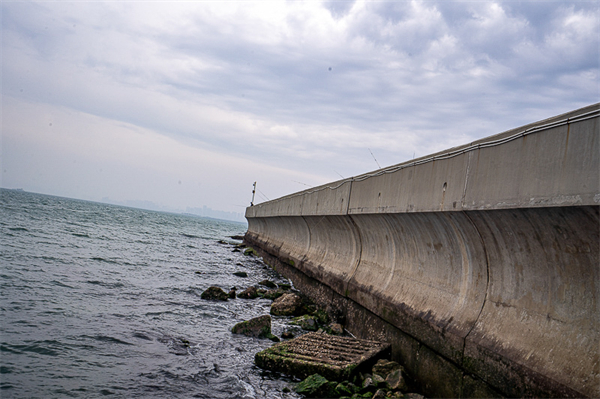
[[348, 153, 469, 214], [300, 180, 352, 216], [463, 118, 599, 210], [346, 212, 487, 364], [464, 206, 599, 398], [299, 215, 361, 295]]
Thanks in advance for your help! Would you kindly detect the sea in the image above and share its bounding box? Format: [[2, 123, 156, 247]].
[[0, 189, 302, 398]]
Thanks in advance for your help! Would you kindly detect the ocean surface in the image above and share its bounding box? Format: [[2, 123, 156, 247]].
[[0, 189, 301, 398]]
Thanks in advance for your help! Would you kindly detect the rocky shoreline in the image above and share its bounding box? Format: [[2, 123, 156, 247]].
[[202, 240, 427, 399]]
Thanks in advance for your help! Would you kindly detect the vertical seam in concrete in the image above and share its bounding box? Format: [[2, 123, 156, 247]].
[[461, 151, 473, 208], [461, 211, 490, 363], [344, 214, 363, 298]]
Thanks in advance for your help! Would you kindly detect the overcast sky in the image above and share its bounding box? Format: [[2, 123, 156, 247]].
[[2, 1, 598, 216]]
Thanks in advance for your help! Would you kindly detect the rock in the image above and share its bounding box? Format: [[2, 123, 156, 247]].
[[230, 235, 244, 240], [243, 247, 258, 256], [281, 331, 294, 339], [312, 309, 329, 324], [228, 288, 237, 299], [233, 271, 248, 278], [329, 323, 344, 335], [291, 314, 319, 331], [200, 286, 228, 301], [237, 286, 259, 299], [372, 374, 386, 388], [217, 240, 228, 245], [270, 293, 304, 316], [372, 359, 403, 379], [278, 283, 291, 290], [231, 315, 273, 339], [362, 376, 376, 392], [295, 374, 330, 398], [404, 394, 425, 399], [372, 389, 388, 399], [259, 279, 277, 289], [335, 382, 353, 397], [262, 289, 284, 300], [385, 368, 407, 392], [232, 248, 241, 253]]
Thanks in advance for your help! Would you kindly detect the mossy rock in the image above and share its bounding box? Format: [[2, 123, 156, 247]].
[[291, 315, 319, 331], [295, 374, 335, 398], [243, 247, 258, 256], [231, 315, 272, 338], [200, 286, 228, 301], [258, 279, 277, 289], [312, 308, 329, 324]]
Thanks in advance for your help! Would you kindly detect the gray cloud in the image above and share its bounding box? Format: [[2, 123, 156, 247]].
[[2, 1, 598, 212]]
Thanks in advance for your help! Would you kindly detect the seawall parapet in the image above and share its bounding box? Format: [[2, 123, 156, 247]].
[[245, 103, 599, 398]]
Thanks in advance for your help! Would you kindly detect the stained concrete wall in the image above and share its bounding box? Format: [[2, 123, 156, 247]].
[[245, 103, 600, 398]]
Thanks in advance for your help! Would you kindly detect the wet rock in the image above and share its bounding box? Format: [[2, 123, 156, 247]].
[[372, 359, 403, 379], [227, 287, 237, 299], [278, 283, 291, 290], [237, 286, 259, 299], [385, 368, 407, 392], [312, 309, 329, 324], [362, 376, 376, 392], [230, 235, 244, 240], [291, 314, 319, 331], [262, 289, 284, 300], [329, 323, 344, 335], [281, 331, 294, 339], [270, 292, 304, 316], [404, 394, 425, 399], [372, 374, 386, 388], [232, 248, 241, 253], [243, 247, 258, 256], [373, 389, 388, 398], [233, 271, 248, 278], [231, 315, 274, 339], [335, 382, 353, 397], [200, 286, 228, 301], [217, 240, 228, 245], [295, 374, 331, 398], [259, 279, 277, 289]]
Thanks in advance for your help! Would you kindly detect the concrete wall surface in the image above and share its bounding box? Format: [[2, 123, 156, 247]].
[[245, 104, 600, 398]]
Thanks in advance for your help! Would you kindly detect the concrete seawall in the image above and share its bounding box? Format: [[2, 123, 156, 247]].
[[245, 104, 599, 397]]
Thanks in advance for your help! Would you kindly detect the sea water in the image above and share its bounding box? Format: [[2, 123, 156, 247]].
[[0, 189, 301, 398]]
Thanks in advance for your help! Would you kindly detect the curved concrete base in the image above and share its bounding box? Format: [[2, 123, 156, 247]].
[[246, 206, 599, 398]]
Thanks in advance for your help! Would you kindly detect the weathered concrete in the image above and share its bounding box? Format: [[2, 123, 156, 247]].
[[245, 103, 600, 398], [255, 331, 391, 380]]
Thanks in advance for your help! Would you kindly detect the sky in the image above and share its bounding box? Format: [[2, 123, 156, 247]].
[[2, 0, 599, 220]]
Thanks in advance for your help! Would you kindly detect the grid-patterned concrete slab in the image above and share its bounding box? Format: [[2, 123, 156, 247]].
[[255, 332, 391, 380]]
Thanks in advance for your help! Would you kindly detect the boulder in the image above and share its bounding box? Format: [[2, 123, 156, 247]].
[[295, 374, 331, 398], [231, 315, 274, 339], [372, 359, 402, 379], [386, 369, 408, 392], [270, 292, 304, 316], [228, 287, 237, 299], [237, 286, 259, 299], [262, 289, 284, 300], [281, 331, 295, 339], [291, 315, 319, 331], [329, 323, 344, 335], [233, 271, 248, 278], [243, 247, 258, 256], [200, 286, 228, 301], [259, 279, 277, 289]]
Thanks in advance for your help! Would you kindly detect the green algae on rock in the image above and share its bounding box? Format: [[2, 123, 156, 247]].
[[231, 315, 277, 340]]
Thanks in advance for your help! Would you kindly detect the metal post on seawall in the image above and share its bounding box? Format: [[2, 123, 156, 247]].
[[251, 182, 256, 206]]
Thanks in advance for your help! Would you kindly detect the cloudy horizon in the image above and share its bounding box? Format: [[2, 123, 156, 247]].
[[2, 1, 598, 220]]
